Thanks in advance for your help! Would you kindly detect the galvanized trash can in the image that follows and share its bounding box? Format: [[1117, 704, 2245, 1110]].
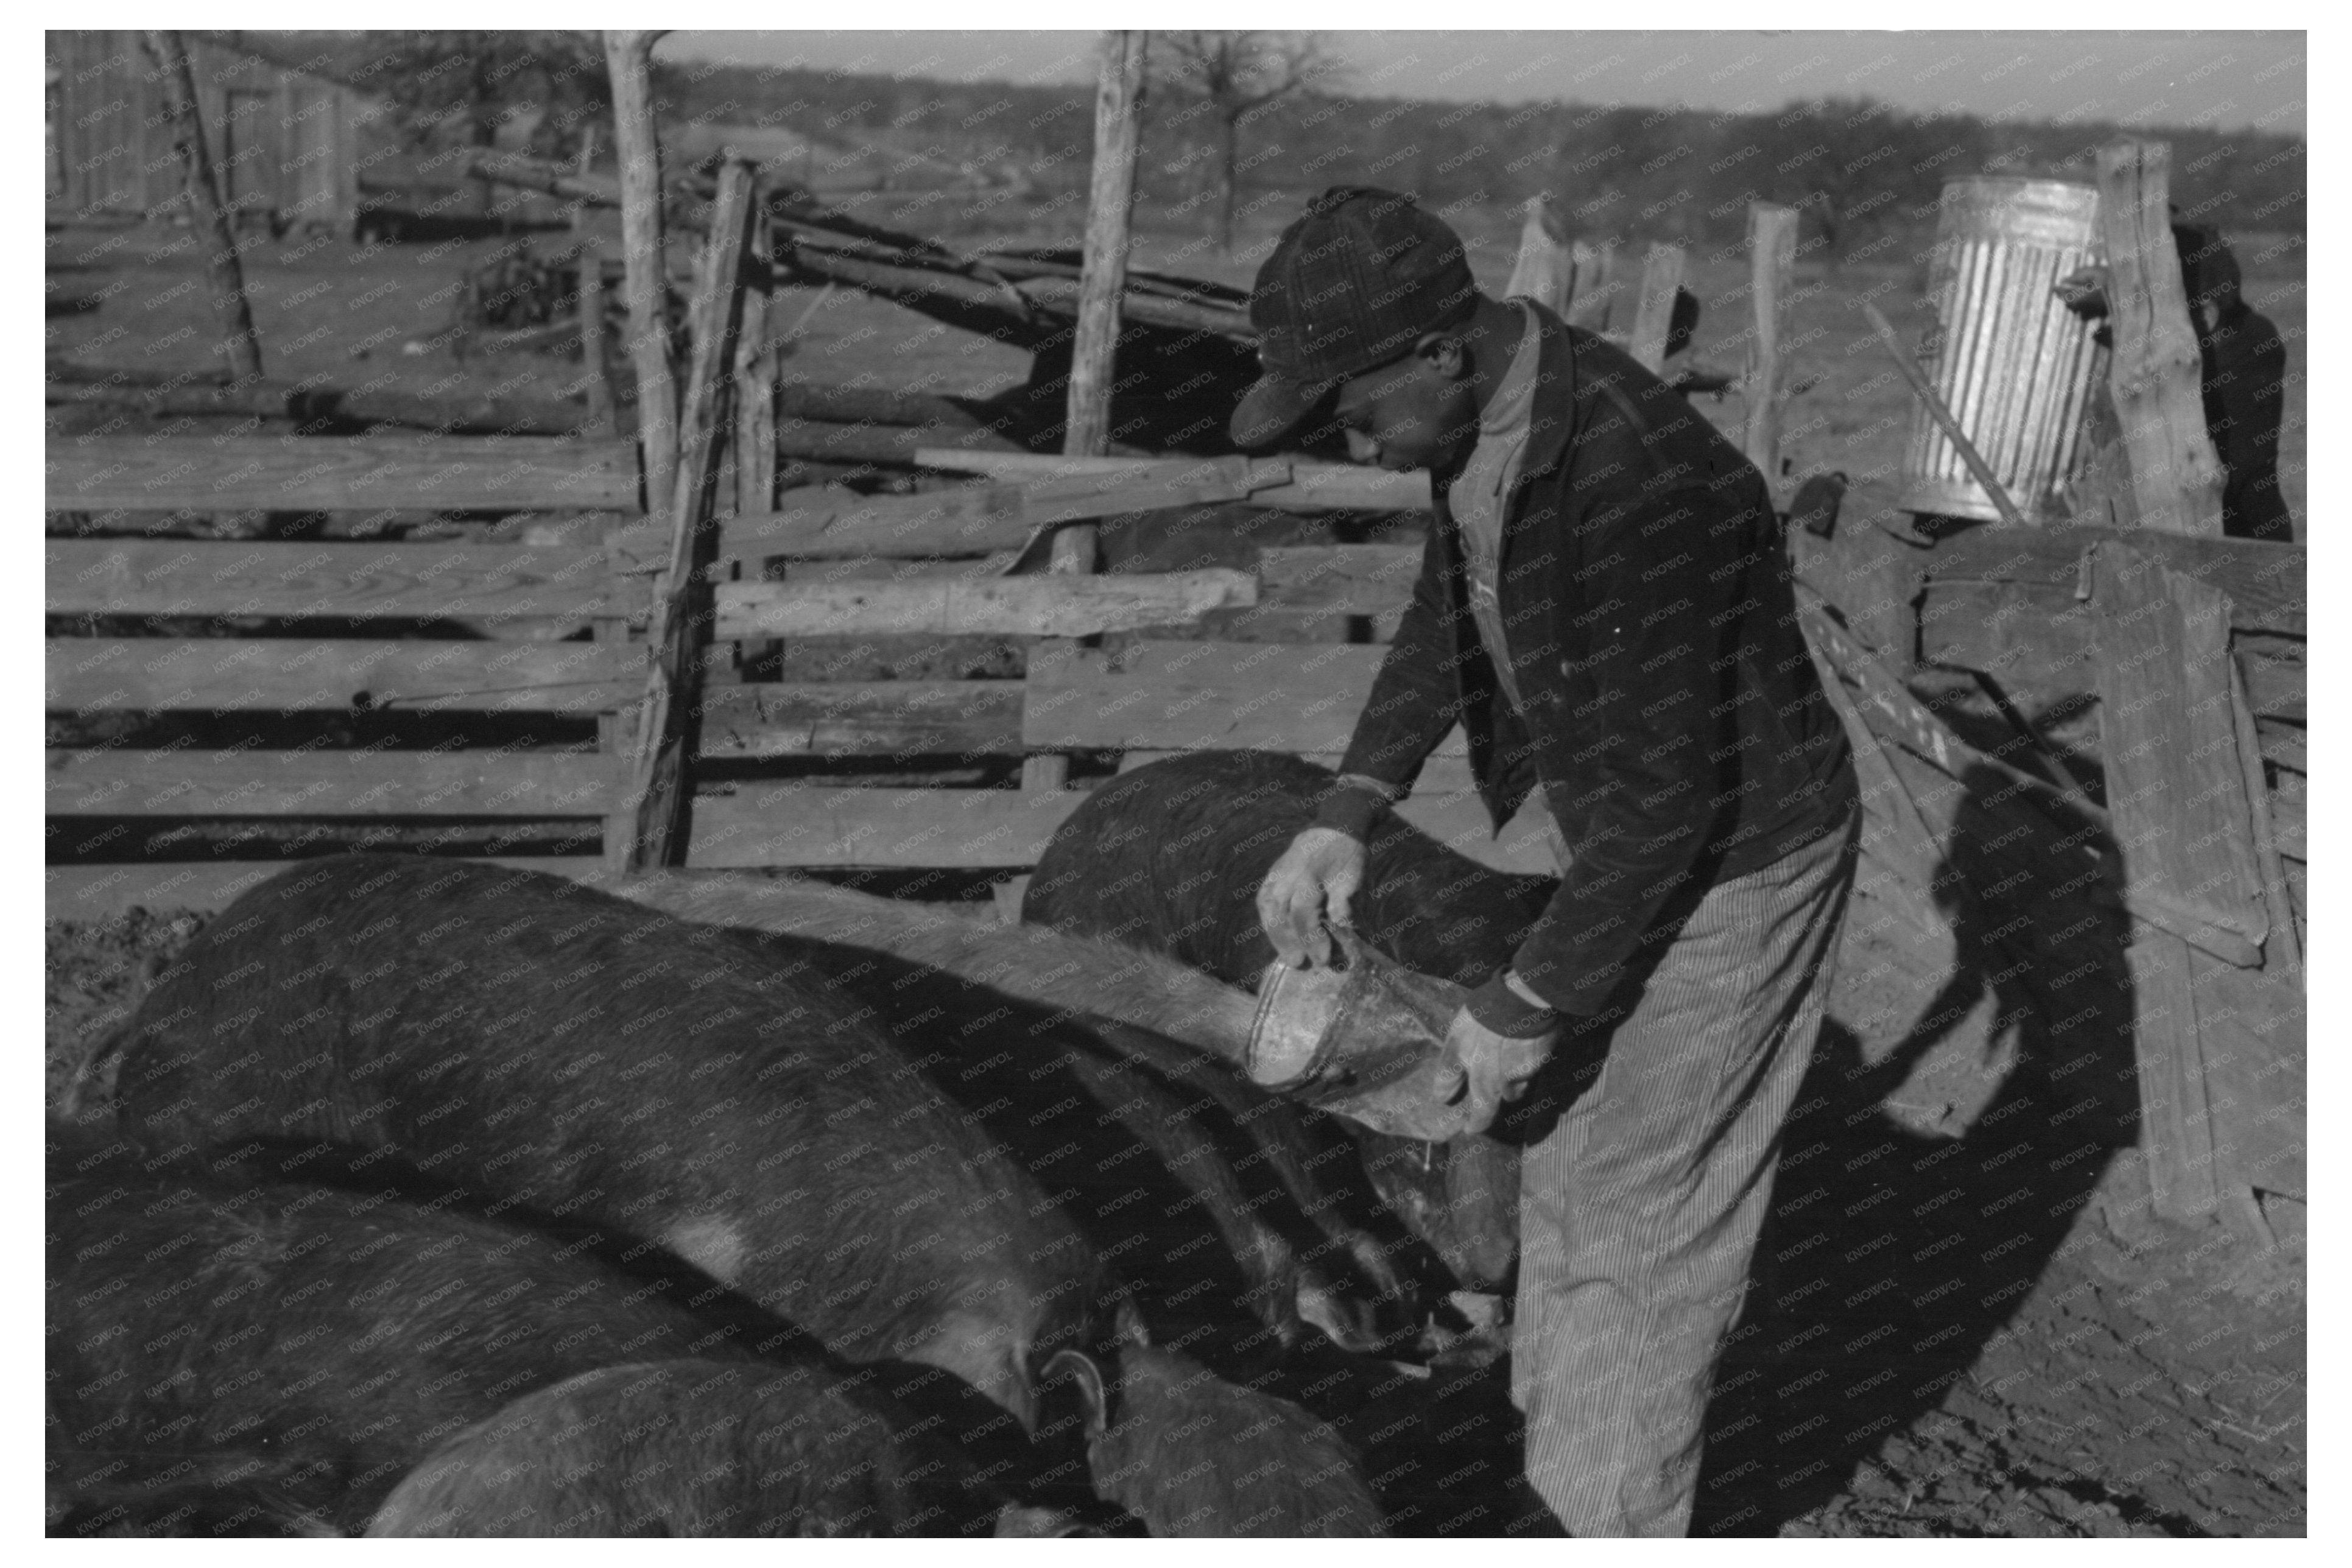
[[1899, 177, 2110, 524]]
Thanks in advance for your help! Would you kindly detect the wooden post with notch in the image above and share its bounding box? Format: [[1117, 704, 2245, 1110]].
[[1506, 192, 1573, 317], [1742, 202, 1800, 486], [1628, 241, 1686, 374], [616, 158, 759, 873], [605, 29, 678, 524], [2095, 139, 2225, 538], [1019, 30, 1147, 834]]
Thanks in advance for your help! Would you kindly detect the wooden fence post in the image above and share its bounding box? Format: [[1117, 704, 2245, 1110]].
[[618, 159, 759, 873], [143, 31, 262, 387], [605, 29, 678, 520], [734, 212, 778, 518], [2095, 138, 2226, 538], [1628, 241, 1686, 374], [1505, 192, 1573, 316], [1021, 29, 1147, 824], [1742, 202, 1800, 485], [1568, 239, 1617, 332]]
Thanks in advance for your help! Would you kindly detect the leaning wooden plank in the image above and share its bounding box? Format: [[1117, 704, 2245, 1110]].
[[2091, 541, 2272, 1225], [47, 540, 635, 623], [44, 638, 646, 714], [696, 680, 1024, 758], [917, 449, 1433, 512], [1256, 544, 1422, 616], [46, 437, 639, 513], [1921, 523, 2303, 635], [2125, 929, 2227, 1221], [1023, 641, 1459, 754], [45, 857, 611, 921], [686, 786, 1085, 868], [2092, 544, 2272, 965], [714, 568, 1254, 640]]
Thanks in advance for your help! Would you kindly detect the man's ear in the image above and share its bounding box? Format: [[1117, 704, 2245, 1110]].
[[1414, 329, 1471, 381]]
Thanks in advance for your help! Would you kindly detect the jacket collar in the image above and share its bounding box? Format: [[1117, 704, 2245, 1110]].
[[1513, 300, 1579, 483]]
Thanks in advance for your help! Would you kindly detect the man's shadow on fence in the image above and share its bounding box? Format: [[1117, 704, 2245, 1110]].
[[1687, 760, 2141, 1535]]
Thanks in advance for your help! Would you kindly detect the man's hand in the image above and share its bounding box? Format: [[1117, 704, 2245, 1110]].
[[1430, 1005, 1558, 1138], [1256, 827, 1368, 968], [2054, 263, 2111, 320]]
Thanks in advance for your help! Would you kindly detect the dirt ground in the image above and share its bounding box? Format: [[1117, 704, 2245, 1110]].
[[46, 196, 2306, 1537]]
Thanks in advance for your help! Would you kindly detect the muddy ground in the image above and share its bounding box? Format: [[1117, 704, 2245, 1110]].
[[46, 195, 2306, 1536]]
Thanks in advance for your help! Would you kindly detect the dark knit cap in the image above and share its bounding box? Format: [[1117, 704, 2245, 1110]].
[[1230, 186, 1479, 450]]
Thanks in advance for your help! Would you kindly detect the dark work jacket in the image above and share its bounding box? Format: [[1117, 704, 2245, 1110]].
[[1312, 304, 1856, 1017], [2199, 302, 2294, 543]]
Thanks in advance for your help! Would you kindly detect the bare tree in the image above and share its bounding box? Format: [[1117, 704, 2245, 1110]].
[[1154, 31, 1337, 251], [372, 30, 614, 163]]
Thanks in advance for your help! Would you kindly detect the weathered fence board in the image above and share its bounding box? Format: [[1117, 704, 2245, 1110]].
[[695, 681, 1024, 758], [920, 449, 1432, 512], [47, 750, 619, 816], [44, 638, 645, 713], [714, 568, 1255, 640], [48, 540, 636, 622], [48, 437, 639, 513], [1920, 523, 2304, 635], [1255, 544, 1423, 616], [641, 456, 1309, 564]]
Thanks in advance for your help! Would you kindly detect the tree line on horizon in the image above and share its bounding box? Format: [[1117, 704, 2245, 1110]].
[[216, 31, 2307, 258]]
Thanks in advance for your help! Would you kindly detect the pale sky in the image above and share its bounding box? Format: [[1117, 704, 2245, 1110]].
[[661, 29, 2306, 135]]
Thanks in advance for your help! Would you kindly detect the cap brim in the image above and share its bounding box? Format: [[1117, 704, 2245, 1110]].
[[1228, 372, 1336, 452]]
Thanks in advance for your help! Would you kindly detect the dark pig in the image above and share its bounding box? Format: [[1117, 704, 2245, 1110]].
[[730, 924, 1432, 1357], [1023, 748, 1542, 1292], [94, 857, 1387, 1537], [97, 855, 1109, 1433], [369, 1359, 1092, 1538], [45, 1131, 808, 1535], [1024, 749, 1551, 988], [607, 869, 1431, 1345]]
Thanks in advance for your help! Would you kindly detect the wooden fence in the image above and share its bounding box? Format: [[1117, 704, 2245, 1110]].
[[43, 137, 2303, 1236]]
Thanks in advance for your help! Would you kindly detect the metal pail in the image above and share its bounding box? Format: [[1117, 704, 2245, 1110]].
[[1899, 177, 2110, 524], [1249, 929, 1476, 1140]]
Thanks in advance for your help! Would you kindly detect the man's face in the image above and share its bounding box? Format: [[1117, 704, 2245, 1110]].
[[1328, 346, 1477, 473]]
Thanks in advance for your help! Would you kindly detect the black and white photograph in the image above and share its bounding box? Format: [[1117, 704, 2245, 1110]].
[[42, 16, 2311, 1539]]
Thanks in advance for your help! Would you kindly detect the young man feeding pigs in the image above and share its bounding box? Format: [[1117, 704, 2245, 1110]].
[[1235, 186, 1859, 1536]]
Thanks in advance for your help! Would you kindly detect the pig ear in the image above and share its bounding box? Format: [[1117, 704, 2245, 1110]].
[[1038, 1348, 1108, 1440]]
